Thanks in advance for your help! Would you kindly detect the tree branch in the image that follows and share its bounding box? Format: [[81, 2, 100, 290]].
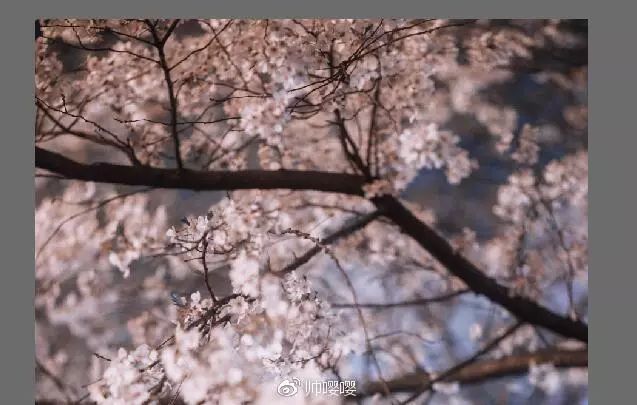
[[35, 147, 366, 195], [396, 321, 524, 404], [360, 348, 587, 396], [147, 20, 184, 170], [372, 195, 588, 343], [35, 147, 588, 342], [332, 289, 469, 309], [277, 210, 382, 275]]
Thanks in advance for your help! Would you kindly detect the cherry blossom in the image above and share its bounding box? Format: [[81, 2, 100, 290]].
[[35, 19, 588, 404]]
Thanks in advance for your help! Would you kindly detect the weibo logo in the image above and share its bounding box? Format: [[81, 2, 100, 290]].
[[277, 378, 301, 397]]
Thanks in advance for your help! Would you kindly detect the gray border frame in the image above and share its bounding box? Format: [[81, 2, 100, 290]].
[[6, 2, 619, 403]]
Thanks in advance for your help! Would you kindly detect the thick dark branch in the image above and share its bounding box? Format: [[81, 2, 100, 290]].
[[161, 19, 180, 46], [35, 147, 366, 195], [36, 147, 587, 342], [372, 195, 588, 343], [361, 348, 587, 396]]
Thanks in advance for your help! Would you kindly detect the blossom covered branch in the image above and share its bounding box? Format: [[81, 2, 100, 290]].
[[36, 146, 588, 342]]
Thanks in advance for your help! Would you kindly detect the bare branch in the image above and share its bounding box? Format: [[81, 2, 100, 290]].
[[146, 20, 184, 170], [277, 210, 382, 275], [332, 289, 470, 309]]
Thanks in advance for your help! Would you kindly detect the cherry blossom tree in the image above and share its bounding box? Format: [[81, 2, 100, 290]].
[[35, 19, 588, 404]]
